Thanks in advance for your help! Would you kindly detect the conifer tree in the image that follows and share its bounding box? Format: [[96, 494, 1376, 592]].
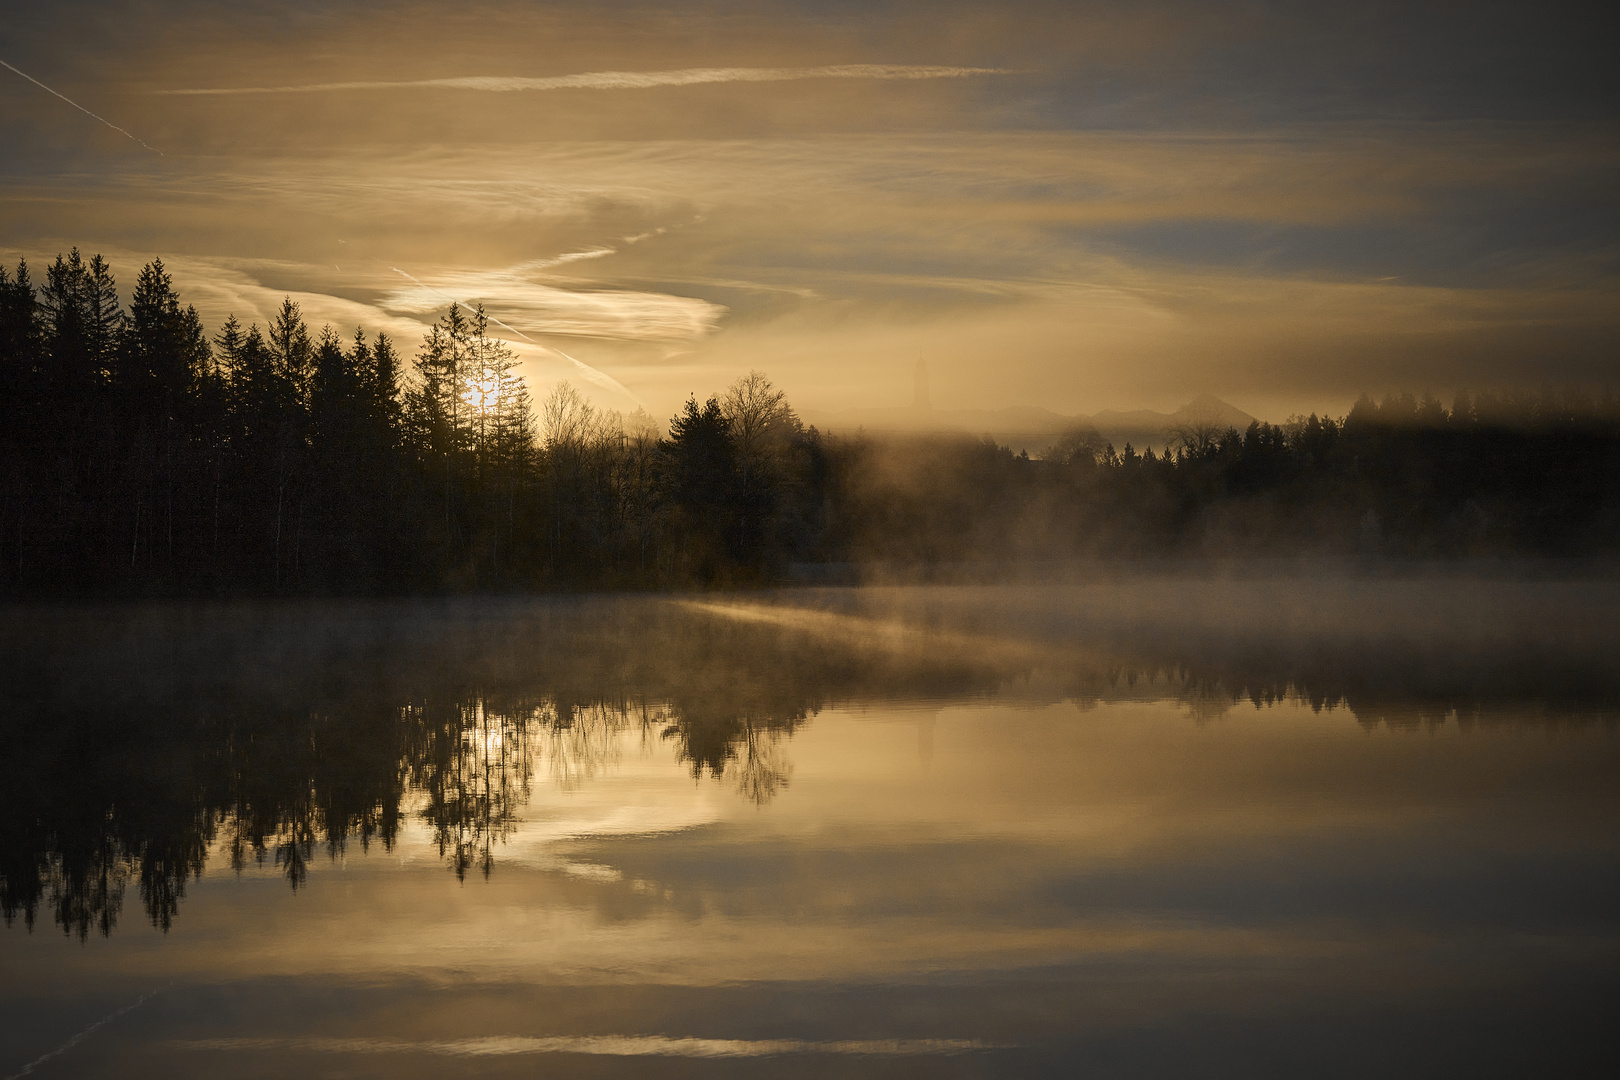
[[660, 395, 739, 581], [40, 248, 121, 398], [121, 259, 208, 416], [370, 331, 402, 445], [0, 261, 41, 405], [268, 297, 314, 408]]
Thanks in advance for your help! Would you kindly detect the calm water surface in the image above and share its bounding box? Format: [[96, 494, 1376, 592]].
[[3, 580, 1618, 1078]]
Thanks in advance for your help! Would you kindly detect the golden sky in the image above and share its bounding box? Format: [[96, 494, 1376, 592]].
[[2, 1, 1615, 421]]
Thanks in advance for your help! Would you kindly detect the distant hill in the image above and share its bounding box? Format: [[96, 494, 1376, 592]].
[[802, 394, 1258, 455], [1087, 394, 1258, 452], [803, 403, 1074, 435], [1092, 394, 1255, 435]]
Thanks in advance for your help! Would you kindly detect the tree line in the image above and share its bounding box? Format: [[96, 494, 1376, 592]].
[[2, 250, 1616, 596], [0, 251, 828, 594], [834, 388, 1620, 566]]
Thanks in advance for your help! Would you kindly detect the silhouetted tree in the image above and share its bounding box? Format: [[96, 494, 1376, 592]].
[[660, 395, 740, 582]]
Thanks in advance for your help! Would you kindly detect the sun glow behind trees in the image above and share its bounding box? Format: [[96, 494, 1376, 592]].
[[1, 247, 1618, 598], [408, 302, 534, 476]]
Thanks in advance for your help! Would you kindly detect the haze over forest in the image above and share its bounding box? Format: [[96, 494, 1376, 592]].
[[2, 250, 1616, 596], [1, 0, 1616, 427]]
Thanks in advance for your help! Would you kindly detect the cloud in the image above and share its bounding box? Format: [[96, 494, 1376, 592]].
[[5, 119, 1612, 421], [136, 253, 656, 410], [381, 261, 727, 343], [155, 64, 1013, 97]]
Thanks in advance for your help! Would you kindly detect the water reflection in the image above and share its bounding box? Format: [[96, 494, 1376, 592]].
[[2, 581, 1617, 940]]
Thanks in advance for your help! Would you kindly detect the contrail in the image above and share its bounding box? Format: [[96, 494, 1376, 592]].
[[157, 64, 1011, 96], [1, 59, 162, 154], [3, 993, 151, 1079], [549, 346, 648, 409]]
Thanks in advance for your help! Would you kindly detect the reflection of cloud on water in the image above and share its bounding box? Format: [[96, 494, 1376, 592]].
[[169, 1034, 1003, 1057], [495, 799, 725, 882], [402, 695, 726, 883], [158, 64, 1012, 97]]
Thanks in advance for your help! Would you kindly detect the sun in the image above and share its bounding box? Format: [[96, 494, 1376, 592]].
[[463, 370, 502, 417]]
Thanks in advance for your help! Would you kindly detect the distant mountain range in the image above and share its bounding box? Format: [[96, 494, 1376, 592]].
[[802, 393, 1258, 453]]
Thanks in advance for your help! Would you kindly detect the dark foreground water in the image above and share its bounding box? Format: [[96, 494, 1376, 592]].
[[3, 578, 1618, 1078]]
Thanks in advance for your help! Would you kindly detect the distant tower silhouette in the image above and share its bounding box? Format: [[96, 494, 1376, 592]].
[[912, 358, 931, 410]]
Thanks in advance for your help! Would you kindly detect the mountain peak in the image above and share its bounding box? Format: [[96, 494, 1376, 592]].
[[1170, 394, 1255, 429]]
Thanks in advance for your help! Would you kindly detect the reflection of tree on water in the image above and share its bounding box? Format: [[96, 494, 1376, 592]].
[[732, 722, 795, 806], [0, 685, 814, 937], [42, 841, 131, 941], [661, 691, 809, 806], [544, 699, 642, 792], [413, 697, 538, 882], [1059, 655, 1620, 731], [664, 708, 800, 806], [217, 702, 411, 891], [4, 593, 1615, 938]]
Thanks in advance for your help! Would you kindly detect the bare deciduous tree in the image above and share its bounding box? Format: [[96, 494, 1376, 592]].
[[1042, 425, 1108, 465], [721, 370, 798, 489], [1168, 419, 1227, 457], [540, 380, 593, 451]]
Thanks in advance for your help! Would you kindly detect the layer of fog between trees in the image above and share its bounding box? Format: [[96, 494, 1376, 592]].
[[2, 251, 1618, 595]]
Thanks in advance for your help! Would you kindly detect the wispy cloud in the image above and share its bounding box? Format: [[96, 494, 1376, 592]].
[[155, 64, 1012, 96], [380, 254, 727, 342], [385, 279, 724, 341], [8, 119, 1612, 418], [128, 253, 654, 409]]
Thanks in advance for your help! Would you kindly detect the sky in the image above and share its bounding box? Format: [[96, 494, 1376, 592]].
[[1, 0, 1616, 422]]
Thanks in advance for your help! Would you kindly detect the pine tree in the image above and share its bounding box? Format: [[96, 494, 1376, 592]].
[[370, 331, 402, 445], [660, 395, 739, 581], [0, 261, 41, 405], [121, 259, 208, 417], [405, 303, 472, 465], [403, 303, 479, 560], [463, 310, 532, 579], [40, 248, 122, 399], [464, 306, 531, 471], [268, 297, 314, 408]]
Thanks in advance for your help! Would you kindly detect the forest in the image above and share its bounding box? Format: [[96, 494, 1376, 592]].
[[2, 250, 1617, 596]]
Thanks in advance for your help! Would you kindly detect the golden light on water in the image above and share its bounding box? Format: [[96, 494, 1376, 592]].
[[4, 587, 1618, 1074]]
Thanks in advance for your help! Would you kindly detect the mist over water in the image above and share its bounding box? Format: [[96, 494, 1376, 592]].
[[3, 574, 1618, 1077]]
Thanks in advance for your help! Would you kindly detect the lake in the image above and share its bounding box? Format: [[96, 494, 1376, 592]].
[[3, 577, 1618, 1078]]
